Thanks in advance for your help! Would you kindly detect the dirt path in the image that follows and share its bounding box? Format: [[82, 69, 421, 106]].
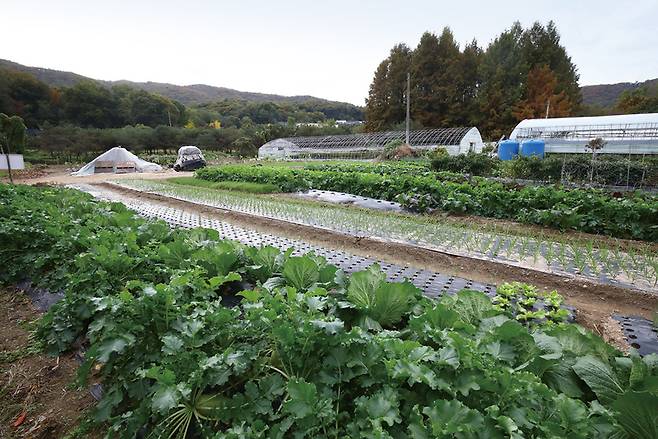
[[0, 289, 97, 439], [95, 182, 656, 350], [9, 167, 192, 186]]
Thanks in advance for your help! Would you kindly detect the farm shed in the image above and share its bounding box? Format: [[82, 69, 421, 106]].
[[509, 113, 658, 155], [258, 127, 485, 160]]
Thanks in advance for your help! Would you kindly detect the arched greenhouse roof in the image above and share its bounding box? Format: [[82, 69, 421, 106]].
[[278, 127, 474, 149], [510, 113, 658, 140], [258, 127, 484, 159]]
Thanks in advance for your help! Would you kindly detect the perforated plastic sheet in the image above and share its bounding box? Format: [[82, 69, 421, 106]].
[[73, 183, 496, 299], [613, 315, 658, 356]]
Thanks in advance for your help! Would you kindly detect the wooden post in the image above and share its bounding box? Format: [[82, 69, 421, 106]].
[[0, 142, 13, 184]]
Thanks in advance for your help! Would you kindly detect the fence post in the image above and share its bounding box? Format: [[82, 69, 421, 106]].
[[0, 142, 13, 184]]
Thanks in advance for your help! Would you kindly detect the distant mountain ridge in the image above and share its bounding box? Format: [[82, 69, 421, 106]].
[[0, 59, 360, 108], [581, 78, 658, 108]]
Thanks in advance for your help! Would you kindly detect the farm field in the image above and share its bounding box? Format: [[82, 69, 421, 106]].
[[114, 177, 658, 293], [2, 163, 658, 437]]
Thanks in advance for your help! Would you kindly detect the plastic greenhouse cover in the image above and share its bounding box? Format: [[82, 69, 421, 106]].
[[71, 147, 162, 176]]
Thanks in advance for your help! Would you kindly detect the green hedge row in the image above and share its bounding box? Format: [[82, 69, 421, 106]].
[[197, 165, 658, 241]]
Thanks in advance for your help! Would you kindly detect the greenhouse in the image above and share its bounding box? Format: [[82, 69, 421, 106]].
[[258, 127, 485, 160], [509, 113, 658, 155]]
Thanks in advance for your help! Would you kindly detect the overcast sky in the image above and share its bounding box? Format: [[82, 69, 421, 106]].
[[2, 0, 657, 106]]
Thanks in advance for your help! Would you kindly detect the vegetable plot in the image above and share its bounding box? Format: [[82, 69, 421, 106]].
[[2, 183, 658, 438], [117, 179, 658, 289], [196, 164, 658, 241]]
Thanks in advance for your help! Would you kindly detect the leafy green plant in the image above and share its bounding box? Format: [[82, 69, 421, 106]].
[[346, 264, 419, 329], [3, 183, 658, 438], [196, 164, 658, 241]]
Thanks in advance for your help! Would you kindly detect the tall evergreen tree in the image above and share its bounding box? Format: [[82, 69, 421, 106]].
[[364, 60, 390, 132], [519, 21, 581, 107], [384, 44, 412, 127], [364, 21, 581, 139], [410, 32, 442, 128], [512, 65, 572, 119], [457, 40, 482, 126], [477, 22, 525, 140], [433, 27, 463, 127]]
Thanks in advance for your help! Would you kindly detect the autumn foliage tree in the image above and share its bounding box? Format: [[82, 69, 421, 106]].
[[512, 65, 572, 120], [364, 21, 581, 139]]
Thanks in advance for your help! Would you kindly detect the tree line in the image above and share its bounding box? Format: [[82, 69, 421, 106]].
[[365, 21, 581, 140], [0, 68, 364, 159], [27, 121, 359, 163], [0, 68, 364, 131]]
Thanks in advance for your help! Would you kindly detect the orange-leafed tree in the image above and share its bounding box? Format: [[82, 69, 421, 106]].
[[513, 65, 572, 120]]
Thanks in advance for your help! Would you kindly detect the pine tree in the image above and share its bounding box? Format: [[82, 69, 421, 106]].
[[520, 21, 581, 107], [364, 60, 389, 132], [477, 22, 525, 140], [384, 44, 412, 127], [457, 40, 482, 126], [512, 65, 572, 119], [410, 32, 444, 128]]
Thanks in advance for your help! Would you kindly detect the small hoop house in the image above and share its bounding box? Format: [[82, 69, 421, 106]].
[[71, 147, 162, 176]]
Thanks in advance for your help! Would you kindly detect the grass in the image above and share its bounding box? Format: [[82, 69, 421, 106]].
[[166, 177, 280, 194]]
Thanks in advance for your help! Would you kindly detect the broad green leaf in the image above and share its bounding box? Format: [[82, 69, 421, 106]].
[[209, 272, 241, 289], [311, 319, 344, 334], [282, 256, 319, 291], [423, 399, 484, 435], [484, 341, 516, 363], [612, 391, 658, 439], [319, 264, 338, 284], [452, 290, 495, 325], [161, 335, 184, 355], [437, 346, 460, 369], [237, 289, 262, 302], [363, 388, 401, 427], [573, 355, 625, 404], [262, 276, 285, 292], [284, 379, 318, 419], [347, 264, 386, 308], [151, 385, 179, 413], [97, 334, 136, 363], [423, 303, 461, 329], [554, 394, 588, 430], [542, 362, 584, 398], [369, 281, 418, 327]]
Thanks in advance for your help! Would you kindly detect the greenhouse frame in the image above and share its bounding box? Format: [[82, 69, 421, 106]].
[[509, 113, 658, 155], [258, 127, 485, 160]]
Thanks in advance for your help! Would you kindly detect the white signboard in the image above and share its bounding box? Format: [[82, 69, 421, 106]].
[[0, 154, 25, 170]]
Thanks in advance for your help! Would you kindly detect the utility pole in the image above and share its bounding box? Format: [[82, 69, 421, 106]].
[[405, 72, 411, 145]]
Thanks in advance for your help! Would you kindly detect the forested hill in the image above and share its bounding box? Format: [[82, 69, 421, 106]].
[[581, 78, 658, 108], [0, 58, 363, 112]]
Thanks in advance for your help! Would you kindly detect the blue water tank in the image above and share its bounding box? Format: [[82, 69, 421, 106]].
[[498, 140, 520, 161], [520, 139, 545, 158]]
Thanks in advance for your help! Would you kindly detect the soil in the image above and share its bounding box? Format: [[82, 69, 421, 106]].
[[9, 167, 193, 186], [96, 182, 656, 352], [0, 289, 97, 439]]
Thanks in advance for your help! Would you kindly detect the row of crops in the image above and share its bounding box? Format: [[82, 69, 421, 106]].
[[196, 163, 658, 241], [2, 183, 658, 437], [118, 179, 658, 289]]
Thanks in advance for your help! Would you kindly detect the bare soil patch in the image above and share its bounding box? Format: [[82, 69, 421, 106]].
[[0, 289, 96, 439], [96, 183, 655, 350]]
